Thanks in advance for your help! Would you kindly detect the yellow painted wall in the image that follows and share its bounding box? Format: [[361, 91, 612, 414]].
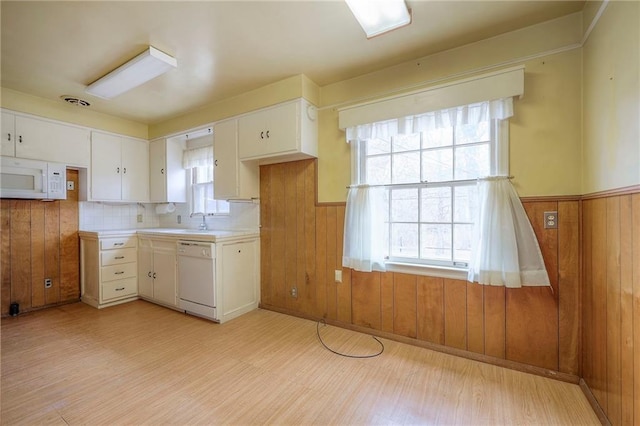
[[582, 1, 640, 193], [0, 88, 148, 139], [317, 12, 584, 202]]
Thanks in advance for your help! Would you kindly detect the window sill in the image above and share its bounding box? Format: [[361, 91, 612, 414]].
[[384, 261, 468, 281]]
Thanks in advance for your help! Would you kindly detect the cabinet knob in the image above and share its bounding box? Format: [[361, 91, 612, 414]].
[[123, 167, 127, 174], [260, 131, 264, 139], [161, 168, 164, 174], [18, 135, 22, 143], [148, 271, 152, 278], [117, 167, 120, 174], [214, 160, 218, 167], [153, 272, 157, 279], [7, 133, 10, 142]]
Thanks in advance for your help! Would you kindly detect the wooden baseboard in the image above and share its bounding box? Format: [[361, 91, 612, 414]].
[[579, 379, 610, 425], [259, 303, 580, 385]]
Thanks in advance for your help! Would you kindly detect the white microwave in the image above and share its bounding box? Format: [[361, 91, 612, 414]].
[[0, 156, 67, 200]]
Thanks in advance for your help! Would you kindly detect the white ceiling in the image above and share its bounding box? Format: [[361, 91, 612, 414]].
[[1, 1, 585, 125]]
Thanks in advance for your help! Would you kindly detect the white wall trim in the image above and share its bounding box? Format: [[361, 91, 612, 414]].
[[581, 0, 609, 46]]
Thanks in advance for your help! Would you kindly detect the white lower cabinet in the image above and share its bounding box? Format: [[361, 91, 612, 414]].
[[137, 237, 178, 308], [217, 238, 259, 323], [80, 232, 138, 308]]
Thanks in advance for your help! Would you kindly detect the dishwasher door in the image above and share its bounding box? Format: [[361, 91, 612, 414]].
[[177, 241, 217, 321]]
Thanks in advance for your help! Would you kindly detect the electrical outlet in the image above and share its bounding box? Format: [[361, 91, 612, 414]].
[[335, 270, 342, 283], [290, 287, 298, 298], [44, 278, 52, 288], [544, 211, 558, 229], [137, 214, 143, 223], [177, 215, 182, 224], [66, 181, 75, 190]]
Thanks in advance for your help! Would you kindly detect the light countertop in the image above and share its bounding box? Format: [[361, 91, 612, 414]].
[[79, 228, 260, 242]]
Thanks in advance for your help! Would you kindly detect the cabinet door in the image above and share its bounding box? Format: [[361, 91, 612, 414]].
[[149, 140, 167, 202], [153, 250, 177, 307], [220, 240, 257, 317], [91, 132, 122, 201], [261, 101, 299, 155], [213, 119, 239, 199], [165, 138, 186, 203], [238, 110, 267, 159], [1, 111, 15, 156], [121, 137, 149, 202], [16, 115, 90, 166], [137, 246, 154, 299]]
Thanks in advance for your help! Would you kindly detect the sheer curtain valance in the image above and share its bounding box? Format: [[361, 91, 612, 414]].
[[182, 146, 213, 169], [345, 97, 513, 143]]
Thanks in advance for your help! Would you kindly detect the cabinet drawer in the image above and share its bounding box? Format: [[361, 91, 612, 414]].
[[101, 263, 136, 282], [101, 248, 137, 266], [102, 277, 137, 301], [100, 237, 136, 250]]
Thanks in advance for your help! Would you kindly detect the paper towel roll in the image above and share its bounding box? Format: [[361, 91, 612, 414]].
[[155, 203, 176, 215]]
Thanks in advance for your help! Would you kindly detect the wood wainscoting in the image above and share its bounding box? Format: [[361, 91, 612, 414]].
[[582, 192, 640, 425], [259, 159, 581, 378], [0, 169, 80, 316]]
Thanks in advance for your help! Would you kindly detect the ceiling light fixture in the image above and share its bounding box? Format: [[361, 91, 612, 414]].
[[345, 0, 411, 39], [85, 46, 177, 99]]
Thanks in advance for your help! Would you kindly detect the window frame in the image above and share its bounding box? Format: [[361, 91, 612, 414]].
[[352, 119, 509, 278], [188, 163, 230, 216]]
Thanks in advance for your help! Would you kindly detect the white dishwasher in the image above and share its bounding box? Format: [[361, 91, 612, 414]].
[[177, 241, 217, 322]]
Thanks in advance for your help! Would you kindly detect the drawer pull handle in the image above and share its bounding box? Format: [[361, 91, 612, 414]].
[[153, 272, 157, 279], [114, 256, 125, 259], [115, 287, 125, 291], [114, 271, 125, 275], [113, 243, 125, 246], [148, 271, 152, 278]]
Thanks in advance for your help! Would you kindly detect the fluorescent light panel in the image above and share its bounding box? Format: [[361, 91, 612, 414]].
[[345, 0, 411, 38], [85, 46, 177, 99]]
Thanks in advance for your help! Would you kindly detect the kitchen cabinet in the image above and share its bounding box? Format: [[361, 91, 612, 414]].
[[1, 110, 90, 166], [238, 98, 317, 164], [149, 138, 186, 203], [216, 237, 259, 323], [138, 237, 178, 308], [90, 131, 149, 202], [80, 232, 138, 309], [213, 118, 259, 200]]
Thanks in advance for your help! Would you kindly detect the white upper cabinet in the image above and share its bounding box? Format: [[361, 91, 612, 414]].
[[213, 118, 259, 200], [1, 110, 90, 166], [149, 138, 186, 203], [90, 131, 149, 202], [238, 98, 317, 164]]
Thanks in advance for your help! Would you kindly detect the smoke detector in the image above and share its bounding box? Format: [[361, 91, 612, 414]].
[[60, 96, 90, 107]]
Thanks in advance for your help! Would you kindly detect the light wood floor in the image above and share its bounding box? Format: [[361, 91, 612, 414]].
[[1, 301, 599, 425]]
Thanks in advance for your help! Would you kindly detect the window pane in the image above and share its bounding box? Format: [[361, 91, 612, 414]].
[[391, 223, 418, 258], [204, 183, 216, 214], [422, 148, 453, 182], [193, 165, 213, 184], [420, 224, 452, 261], [366, 155, 391, 185], [454, 143, 489, 180], [393, 133, 420, 152], [453, 185, 477, 223], [420, 187, 451, 223], [453, 224, 473, 262], [390, 188, 418, 222], [423, 127, 453, 149], [392, 152, 420, 184], [455, 121, 490, 145], [367, 137, 391, 155]]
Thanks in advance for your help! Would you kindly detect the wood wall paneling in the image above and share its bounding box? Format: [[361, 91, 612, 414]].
[[582, 199, 594, 392], [314, 206, 327, 318], [484, 285, 506, 359], [325, 206, 338, 320], [380, 272, 394, 333], [558, 201, 581, 375], [284, 162, 298, 311], [351, 271, 381, 330], [259, 165, 272, 307], [336, 205, 351, 324], [444, 279, 467, 350], [416, 276, 445, 345], [393, 273, 417, 338], [1, 169, 79, 316], [466, 282, 485, 354], [632, 194, 640, 426], [303, 160, 317, 316], [619, 195, 634, 426]]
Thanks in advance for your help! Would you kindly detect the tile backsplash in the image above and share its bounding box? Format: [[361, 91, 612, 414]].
[[79, 201, 259, 231]]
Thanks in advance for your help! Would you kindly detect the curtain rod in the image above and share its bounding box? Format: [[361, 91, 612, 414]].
[[346, 176, 514, 189]]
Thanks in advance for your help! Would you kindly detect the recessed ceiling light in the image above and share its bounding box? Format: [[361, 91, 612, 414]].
[[60, 96, 91, 107], [345, 0, 411, 38]]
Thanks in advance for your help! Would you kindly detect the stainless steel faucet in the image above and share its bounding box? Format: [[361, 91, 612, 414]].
[[190, 212, 208, 230]]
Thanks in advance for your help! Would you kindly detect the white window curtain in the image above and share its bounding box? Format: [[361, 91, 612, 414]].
[[342, 185, 387, 272], [345, 98, 513, 143], [182, 146, 213, 169], [467, 176, 550, 288]]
